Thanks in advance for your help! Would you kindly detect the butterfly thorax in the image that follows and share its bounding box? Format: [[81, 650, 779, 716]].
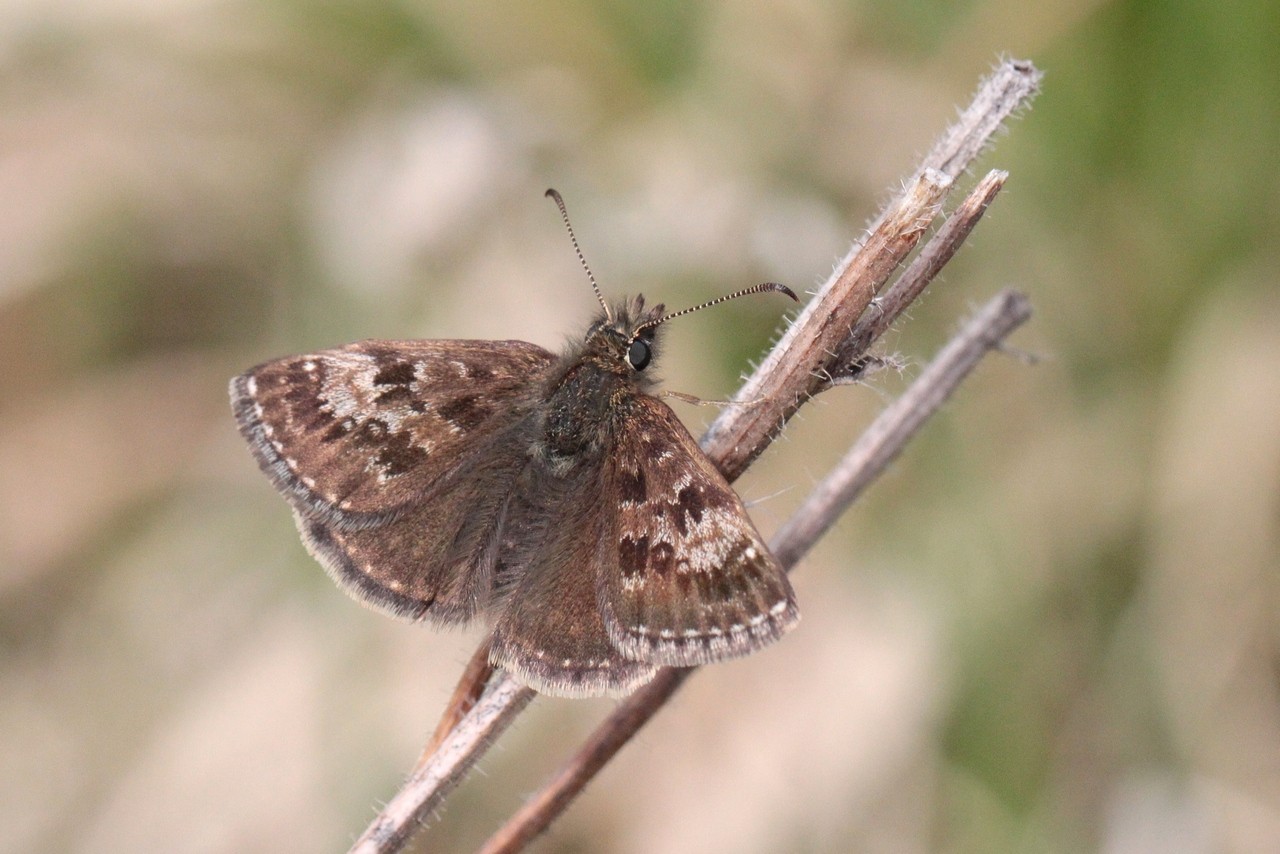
[[538, 296, 664, 466]]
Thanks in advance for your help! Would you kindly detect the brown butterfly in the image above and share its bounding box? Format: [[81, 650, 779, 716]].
[[230, 190, 799, 696]]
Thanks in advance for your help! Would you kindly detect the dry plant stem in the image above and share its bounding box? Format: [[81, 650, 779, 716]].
[[352, 57, 1041, 854], [703, 58, 1039, 479], [477, 667, 693, 854], [412, 638, 496, 774], [702, 168, 951, 481], [480, 289, 1034, 854], [349, 673, 535, 854], [773, 288, 1032, 567], [354, 161, 961, 854], [913, 58, 1042, 187], [831, 170, 1008, 378]]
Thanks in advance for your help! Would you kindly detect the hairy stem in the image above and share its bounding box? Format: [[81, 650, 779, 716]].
[[350, 57, 1041, 854]]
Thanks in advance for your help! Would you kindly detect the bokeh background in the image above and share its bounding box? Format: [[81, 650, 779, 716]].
[[3, 1, 1278, 852]]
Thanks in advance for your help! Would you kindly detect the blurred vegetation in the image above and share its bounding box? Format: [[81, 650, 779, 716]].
[[2, 1, 1277, 852]]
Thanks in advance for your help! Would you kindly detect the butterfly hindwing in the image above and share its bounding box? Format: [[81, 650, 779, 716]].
[[488, 453, 657, 697], [232, 339, 554, 526], [297, 415, 537, 624], [598, 395, 798, 668]]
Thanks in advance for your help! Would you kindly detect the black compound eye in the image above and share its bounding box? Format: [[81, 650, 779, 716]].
[[627, 338, 652, 371]]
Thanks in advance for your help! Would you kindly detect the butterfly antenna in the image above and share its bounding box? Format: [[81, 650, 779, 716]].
[[546, 188, 611, 322], [635, 282, 798, 335]]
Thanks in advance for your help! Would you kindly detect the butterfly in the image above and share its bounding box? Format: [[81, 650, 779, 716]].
[[230, 190, 799, 697]]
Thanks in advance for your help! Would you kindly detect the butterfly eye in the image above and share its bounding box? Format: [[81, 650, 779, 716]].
[[627, 338, 652, 371]]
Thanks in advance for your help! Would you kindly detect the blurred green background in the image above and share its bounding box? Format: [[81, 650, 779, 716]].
[[2, 1, 1278, 852]]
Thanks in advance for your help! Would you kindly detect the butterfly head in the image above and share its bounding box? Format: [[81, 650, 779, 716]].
[[584, 294, 667, 377]]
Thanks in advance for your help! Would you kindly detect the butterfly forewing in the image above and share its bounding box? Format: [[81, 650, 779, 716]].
[[232, 339, 554, 525], [599, 395, 798, 668]]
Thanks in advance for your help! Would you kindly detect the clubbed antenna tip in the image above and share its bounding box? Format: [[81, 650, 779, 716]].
[[636, 282, 798, 336]]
